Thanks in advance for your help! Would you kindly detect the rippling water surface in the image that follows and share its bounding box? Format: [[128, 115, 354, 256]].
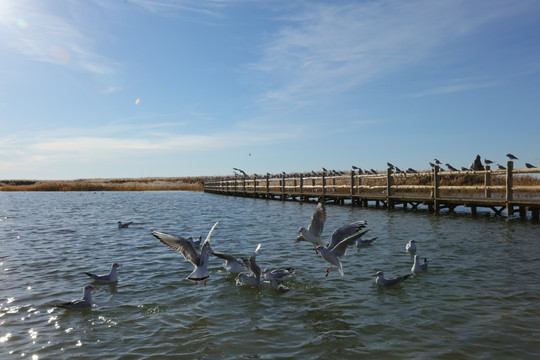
[[1, 191, 540, 359]]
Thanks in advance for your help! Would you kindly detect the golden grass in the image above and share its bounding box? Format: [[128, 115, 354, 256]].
[[0, 177, 206, 192]]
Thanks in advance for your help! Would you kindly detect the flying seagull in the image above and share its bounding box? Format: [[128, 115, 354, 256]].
[[316, 220, 368, 277], [296, 203, 328, 249], [210, 248, 245, 274], [151, 222, 219, 286]]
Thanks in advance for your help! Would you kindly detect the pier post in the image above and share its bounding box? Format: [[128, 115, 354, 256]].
[[350, 171, 355, 204], [386, 168, 394, 208], [484, 165, 491, 198], [300, 174, 304, 196], [506, 161, 514, 215], [433, 166, 440, 212], [281, 173, 286, 200], [266, 174, 270, 195], [322, 171, 327, 201]]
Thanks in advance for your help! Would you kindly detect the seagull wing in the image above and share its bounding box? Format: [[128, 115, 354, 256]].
[[242, 243, 262, 281], [329, 220, 367, 250], [151, 230, 200, 265], [211, 250, 242, 264], [307, 203, 326, 237]]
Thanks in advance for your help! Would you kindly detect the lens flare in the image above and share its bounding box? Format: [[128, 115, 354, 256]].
[[135, 98, 140, 105], [16, 19, 28, 29]]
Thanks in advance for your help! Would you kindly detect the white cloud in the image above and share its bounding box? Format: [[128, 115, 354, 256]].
[[253, 0, 533, 106]]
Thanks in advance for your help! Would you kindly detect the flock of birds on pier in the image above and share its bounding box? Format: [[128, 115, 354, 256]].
[[222, 153, 536, 181], [56, 203, 430, 310]]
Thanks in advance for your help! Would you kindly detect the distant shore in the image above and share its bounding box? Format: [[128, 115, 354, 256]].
[[0, 177, 207, 192]]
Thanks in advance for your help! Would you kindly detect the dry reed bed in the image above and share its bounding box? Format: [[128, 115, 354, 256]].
[[0, 177, 206, 192]]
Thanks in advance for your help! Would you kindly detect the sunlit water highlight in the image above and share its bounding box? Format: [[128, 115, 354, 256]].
[[1, 191, 540, 359]]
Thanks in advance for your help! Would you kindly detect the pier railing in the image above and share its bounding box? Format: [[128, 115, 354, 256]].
[[204, 162, 540, 219]]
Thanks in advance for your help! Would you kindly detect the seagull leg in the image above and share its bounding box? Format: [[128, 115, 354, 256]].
[[325, 266, 332, 277], [194, 281, 198, 285], [203, 279, 207, 286]]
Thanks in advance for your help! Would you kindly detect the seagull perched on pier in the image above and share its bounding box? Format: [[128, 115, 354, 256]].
[[525, 163, 536, 169], [316, 220, 368, 277], [497, 164, 506, 170], [151, 222, 219, 286], [296, 203, 328, 249], [406, 240, 417, 252], [484, 159, 494, 165], [373, 271, 412, 287], [411, 255, 428, 274], [387, 162, 395, 169], [506, 153, 518, 160], [56, 284, 97, 309], [84, 263, 122, 283], [445, 164, 458, 172], [117, 221, 132, 229], [434, 159, 442, 165]]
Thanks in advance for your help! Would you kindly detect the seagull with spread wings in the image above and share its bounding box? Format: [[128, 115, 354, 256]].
[[151, 222, 219, 286]]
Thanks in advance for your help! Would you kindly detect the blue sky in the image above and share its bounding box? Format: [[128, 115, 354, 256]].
[[1, 0, 539, 180]]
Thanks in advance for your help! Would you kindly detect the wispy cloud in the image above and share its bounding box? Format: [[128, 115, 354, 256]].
[[0, 1, 119, 81], [407, 79, 498, 98], [252, 0, 531, 107]]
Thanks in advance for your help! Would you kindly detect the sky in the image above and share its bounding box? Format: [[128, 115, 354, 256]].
[[1, 0, 539, 180]]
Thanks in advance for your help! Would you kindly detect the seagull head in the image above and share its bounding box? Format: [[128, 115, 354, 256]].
[[372, 271, 383, 277], [112, 263, 122, 269]]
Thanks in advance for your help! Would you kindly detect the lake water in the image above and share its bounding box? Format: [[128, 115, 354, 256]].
[[1, 191, 540, 359]]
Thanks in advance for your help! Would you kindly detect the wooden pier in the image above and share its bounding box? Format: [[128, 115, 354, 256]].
[[204, 162, 540, 220]]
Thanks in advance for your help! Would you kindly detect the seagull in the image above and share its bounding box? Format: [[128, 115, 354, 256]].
[[461, 167, 469, 171], [187, 236, 202, 249], [497, 164, 506, 170], [484, 159, 494, 165], [210, 248, 245, 274], [434, 159, 442, 165], [56, 284, 97, 309], [151, 222, 219, 286], [387, 162, 395, 169], [236, 243, 263, 286], [84, 263, 122, 283], [373, 271, 412, 287], [429, 162, 436, 168], [405, 240, 417, 252], [358, 236, 378, 246], [525, 163, 536, 169], [117, 221, 132, 229], [407, 168, 418, 174], [316, 220, 368, 277], [411, 255, 428, 274], [296, 203, 328, 249], [506, 153, 518, 160], [263, 267, 294, 283], [446, 164, 458, 172]]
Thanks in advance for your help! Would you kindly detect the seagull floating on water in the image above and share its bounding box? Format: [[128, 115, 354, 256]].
[[56, 284, 97, 309], [296, 203, 328, 249], [85, 263, 122, 283], [405, 240, 417, 252], [316, 220, 368, 277], [506, 153, 518, 160], [358, 236, 378, 246], [151, 222, 219, 286], [373, 271, 412, 287], [117, 221, 133, 229], [411, 255, 428, 274], [263, 267, 294, 283]]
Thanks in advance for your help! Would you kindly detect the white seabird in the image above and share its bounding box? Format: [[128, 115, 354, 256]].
[[117, 221, 133, 229], [263, 267, 294, 283], [316, 220, 368, 277], [235, 243, 263, 286], [373, 271, 412, 287], [56, 284, 97, 309], [210, 248, 245, 274], [85, 262, 122, 283], [151, 222, 219, 286], [411, 255, 428, 274], [405, 240, 417, 252], [296, 203, 328, 249]]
